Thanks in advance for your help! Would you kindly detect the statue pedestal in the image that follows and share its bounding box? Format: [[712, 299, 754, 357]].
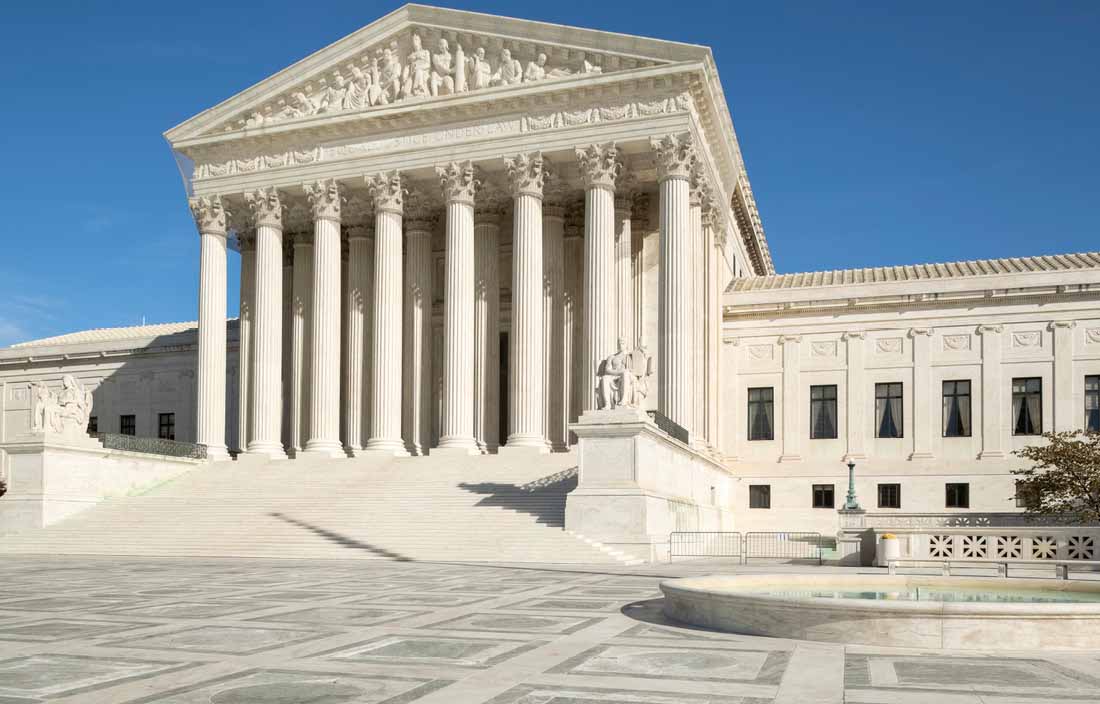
[[565, 408, 735, 562]]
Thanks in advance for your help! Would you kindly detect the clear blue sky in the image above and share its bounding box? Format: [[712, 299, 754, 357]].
[[1, 1, 1096, 346]]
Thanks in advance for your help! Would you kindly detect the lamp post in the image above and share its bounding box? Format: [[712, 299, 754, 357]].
[[843, 459, 861, 510]]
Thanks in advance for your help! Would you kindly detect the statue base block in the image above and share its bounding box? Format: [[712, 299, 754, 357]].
[[565, 408, 736, 563]]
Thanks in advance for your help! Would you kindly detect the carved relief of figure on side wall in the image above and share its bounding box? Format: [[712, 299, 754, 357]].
[[403, 33, 431, 98], [430, 38, 455, 96]]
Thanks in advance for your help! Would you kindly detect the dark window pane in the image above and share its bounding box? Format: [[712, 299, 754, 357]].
[[119, 415, 136, 436], [877, 483, 901, 509], [747, 387, 774, 441], [87, 416, 98, 434], [749, 485, 771, 509], [812, 484, 835, 508], [158, 413, 175, 441], [1011, 377, 1042, 436], [943, 380, 972, 437], [946, 483, 970, 509], [810, 385, 838, 439], [1086, 375, 1100, 433], [875, 383, 903, 438]]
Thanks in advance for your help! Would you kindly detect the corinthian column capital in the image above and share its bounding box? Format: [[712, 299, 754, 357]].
[[437, 161, 480, 205], [303, 178, 344, 221], [365, 171, 404, 215], [651, 132, 696, 181], [245, 187, 285, 229], [504, 151, 547, 199], [189, 195, 228, 235], [575, 142, 621, 191]]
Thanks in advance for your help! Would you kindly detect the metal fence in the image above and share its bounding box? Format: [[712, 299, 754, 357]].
[[670, 532, 742, 561], [744, 532, 824, 564], [96, 433, 208, 460], [647, 410, 690, 445]]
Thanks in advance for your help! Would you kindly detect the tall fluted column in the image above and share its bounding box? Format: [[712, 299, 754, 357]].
[[436, 162, 480, 453], [343, 219, 371, 455], [245, 188, 287, 459], [303, 179, 345, 457], [289, 232, 313, 454], [236, 233, 255, 454], [632, 193, 649, 352], [543, 190, 567, 451], [281, 243, 293, 451], [190, 196, 230, 461], [576, 143, 620, 412], [365, 172, 407, 455], [403, 198, 434, 455], [689, 170, 706, 446], [704, 206, 722, 453], [473, 190, 503, 453], [652, 133, 695, 434], [614, 192, 635, 348], [502, 152, 548, 451], [563, 213, 584, 442]]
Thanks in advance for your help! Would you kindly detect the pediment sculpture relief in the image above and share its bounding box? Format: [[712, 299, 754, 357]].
[[231, 31, 614, 132], [595, 338, 654, 411], [30, 375, 94, 438]]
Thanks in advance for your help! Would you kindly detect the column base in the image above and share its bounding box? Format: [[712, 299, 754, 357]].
[[432, 445, 481, 457], [499, 441, 550, 456], [301, 440, 346, 459], [246, 442, 288, 460], [908, 451, 935, 461], [779, 454, 803, 463], [364, 439, 410, 457], [204, 444, 231, 462], [978, 450, 1006, 460]]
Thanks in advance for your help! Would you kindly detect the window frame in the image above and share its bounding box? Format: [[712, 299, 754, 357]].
[[877, 483, 901, 509], [809, 384, 838, 440], [1011, 377, 1043, 436], [874, 382, 904, 439], [119, 414, 136, 436], [1085, 375, 1100, 433], [942, 379, 972, 438], [747, 387, 775, 441], [749, 484, 771, 509], [945, 482, 970, 509], [157, 412, 175, 441], [811, 483, 835, 509]]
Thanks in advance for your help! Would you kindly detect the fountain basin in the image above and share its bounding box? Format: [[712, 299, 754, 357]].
[[660, 574, 1100, 650]]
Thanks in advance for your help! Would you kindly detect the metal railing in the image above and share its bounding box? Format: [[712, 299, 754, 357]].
[[95, 433, 208, 460], [744, 531, 824, 564], [647, 410, 690, 445], [670, 532, 742, 561]]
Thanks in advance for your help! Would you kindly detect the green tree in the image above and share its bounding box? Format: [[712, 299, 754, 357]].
[[1012, 431, 1100, 522]]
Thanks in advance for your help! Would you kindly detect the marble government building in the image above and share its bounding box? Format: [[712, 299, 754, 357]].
[[1, 5, 1099, 558]]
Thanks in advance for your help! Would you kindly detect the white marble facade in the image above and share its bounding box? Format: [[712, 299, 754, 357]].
[[2, 6, 1099, 537]]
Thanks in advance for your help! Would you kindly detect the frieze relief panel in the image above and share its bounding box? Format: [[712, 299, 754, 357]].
[[211, 26, 664, 135], [1086, 328, 1100, 345], [809, 341, 837, 358], [192, 90, 693, 182], [942, 333, 971, 352], [1010, 330, 1043, 350], [875, 337, 904, 355], [746, 344, 774, 362]]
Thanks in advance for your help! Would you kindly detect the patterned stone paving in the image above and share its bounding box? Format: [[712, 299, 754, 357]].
[[0, 556, 1097, 703]]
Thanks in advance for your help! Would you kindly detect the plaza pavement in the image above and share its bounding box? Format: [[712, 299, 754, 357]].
[[0, 556, 1098, 703]]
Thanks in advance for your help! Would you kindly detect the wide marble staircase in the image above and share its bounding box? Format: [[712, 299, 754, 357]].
[[0, 451, 642, 564]]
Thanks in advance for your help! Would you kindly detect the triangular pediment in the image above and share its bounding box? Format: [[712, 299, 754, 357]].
[[165, 4, 710, 142]]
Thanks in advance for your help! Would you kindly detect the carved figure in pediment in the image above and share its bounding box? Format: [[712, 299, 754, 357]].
[[524, 53, 548, 82], [492, 49, 522, 86], [468, 47, 492, 90], [378, 45, 402, 104], [342, 66, 369, 111], [403, 33, 431, 98], [430, 38, 455, 96], [318, 72, 348, 113], [367, 57, 385, 105], [245, 111, 265, 128], [285, 91, 316, 119]]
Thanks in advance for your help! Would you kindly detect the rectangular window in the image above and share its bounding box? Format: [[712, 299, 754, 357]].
[[87, 416, 98, 434], [812, 484, 835, 509], [874, 383, 904, 438], [119, 415, 136, 436], [749, 485, 771, 509], [1011, 377, 1042, 436], [942, 380, 972, 437], [158, 413, 175, 441], [945, 482, 970, 509], [747, 387, 774, 441], [809, 385, 838, 439], [1015, 480, 1040, 509], [1086, 375, 1100, 433], [877, 483, 901, 509]]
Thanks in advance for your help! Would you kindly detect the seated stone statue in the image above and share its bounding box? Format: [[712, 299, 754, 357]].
[[627, 344, 654, 407], [596, 338, 640, 410], [29, 375, 93, 436]]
